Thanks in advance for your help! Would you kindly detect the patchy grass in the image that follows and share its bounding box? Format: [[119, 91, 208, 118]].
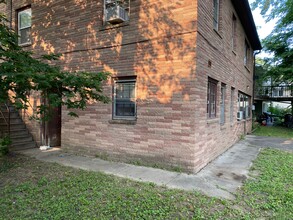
[[253, 125, 293, 139], [237, 148, 293, 219], [0, 149, 292, 219]]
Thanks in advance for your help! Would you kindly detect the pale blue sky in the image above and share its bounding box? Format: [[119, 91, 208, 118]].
[[248, 0, 277, 55]]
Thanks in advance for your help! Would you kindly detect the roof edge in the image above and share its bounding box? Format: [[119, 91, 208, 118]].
[[231, 0, 262, 50]]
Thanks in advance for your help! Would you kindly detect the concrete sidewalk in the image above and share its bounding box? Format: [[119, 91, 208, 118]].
[[19, 135, 293, 200]]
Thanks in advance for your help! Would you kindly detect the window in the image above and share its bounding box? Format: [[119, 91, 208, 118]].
[[220, 84, 226, 124], [213, 0, 220, 31], [104, 0, 130, 25], [230, 87, 235, 123], [113, 77, 136, 120], [232, 14, 237, 51], [238, 93, 251, 119], [207, 78, 218, 118], [244, 40, 250, 66], [17, 7, 32, 45]]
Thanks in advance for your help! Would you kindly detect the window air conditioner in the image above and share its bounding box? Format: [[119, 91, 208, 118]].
[[237, 111, 243, 120], [106, 5, 129, 24]]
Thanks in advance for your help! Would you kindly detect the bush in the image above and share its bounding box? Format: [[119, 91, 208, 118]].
[[0, 136, 11, 156]]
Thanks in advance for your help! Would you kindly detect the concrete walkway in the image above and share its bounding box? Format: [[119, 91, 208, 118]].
[[19, 135, 293, 200]]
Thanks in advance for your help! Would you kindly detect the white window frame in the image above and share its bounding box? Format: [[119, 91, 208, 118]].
[[113, 78, 136, 120], [18, 7, 32, 45]]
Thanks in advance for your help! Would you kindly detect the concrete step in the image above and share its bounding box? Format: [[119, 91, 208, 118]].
[[0, 117, 22, 124], [6, 128, 29, 137], [0, 112, 21, 118], [1, 103, 37, 151], [10, 141, 37, 151], [9, 141, 37, 151], [11, 135, 33, 144], [0, 123, 25, 130]]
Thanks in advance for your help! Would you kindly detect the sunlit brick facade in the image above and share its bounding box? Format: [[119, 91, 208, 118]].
[[1, 0, 261, 173]]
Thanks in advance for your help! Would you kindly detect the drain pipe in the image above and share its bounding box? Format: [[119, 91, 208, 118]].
[[252, 50, 261, 118]]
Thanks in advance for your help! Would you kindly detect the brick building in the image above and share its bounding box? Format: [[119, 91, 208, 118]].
[[1, 0, 261, 173]]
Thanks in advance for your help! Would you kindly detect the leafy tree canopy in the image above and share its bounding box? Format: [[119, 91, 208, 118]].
[[251, 0, 293, 84], [0, 14, 109, 120]]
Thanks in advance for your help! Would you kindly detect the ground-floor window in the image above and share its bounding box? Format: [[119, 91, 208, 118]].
[[220, 84, 226, 125], [230, 87, 235, 123], [113, 77, 136, 120], [207, 78, 218, 118]]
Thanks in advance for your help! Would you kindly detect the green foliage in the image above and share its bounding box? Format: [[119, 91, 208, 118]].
[[0, 136, 11, 156], [0, 14, 110, 121], [253, 125, 293, 138], [251, 0, 293, 84], [268, 104, 292, 116]]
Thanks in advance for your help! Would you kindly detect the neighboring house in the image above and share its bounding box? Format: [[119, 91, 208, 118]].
[[1, 0, 261, 173]]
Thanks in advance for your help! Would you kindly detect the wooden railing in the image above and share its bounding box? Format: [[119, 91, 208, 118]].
[[255, 85, 293, 99]]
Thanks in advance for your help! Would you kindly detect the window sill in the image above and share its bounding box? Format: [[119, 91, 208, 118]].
[[99, 21, 130, 31], [207, 118, 219, 124], [213, 28, 223, 39], [109, 119, 136, 125], [19, 42, 32, 47], [244, 65, 251, 73]]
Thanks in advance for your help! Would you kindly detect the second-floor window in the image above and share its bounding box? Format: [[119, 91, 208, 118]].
[[18, 7, 31, 45], [232, 14, 237, 51], [104, 0, 130, 25], [244, 40, 250, 66], [213, 0, 220, 31]]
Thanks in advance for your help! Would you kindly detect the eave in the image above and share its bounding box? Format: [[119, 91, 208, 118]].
[[231, 0, 262, 50]]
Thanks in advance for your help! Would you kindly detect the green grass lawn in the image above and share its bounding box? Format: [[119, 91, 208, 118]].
[[253, 125, 293, 139], [0, 149, 292, 219]]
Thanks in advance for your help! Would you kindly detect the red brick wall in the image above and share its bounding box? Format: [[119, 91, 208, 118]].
[[4, 0, 255, 173]]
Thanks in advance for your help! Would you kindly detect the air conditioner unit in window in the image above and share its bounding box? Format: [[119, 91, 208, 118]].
[[106, 5, 129, 24], [237, 111, 243, 120]]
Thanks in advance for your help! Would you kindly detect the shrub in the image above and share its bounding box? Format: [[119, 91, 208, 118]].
[[0, 136, 11, 156]]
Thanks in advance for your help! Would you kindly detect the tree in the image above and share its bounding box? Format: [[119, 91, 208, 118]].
[[0, 14, 110, 121], [251, 0, 293, 84]]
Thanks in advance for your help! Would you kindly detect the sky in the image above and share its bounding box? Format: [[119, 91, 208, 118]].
[[248, 0, 277, 56]]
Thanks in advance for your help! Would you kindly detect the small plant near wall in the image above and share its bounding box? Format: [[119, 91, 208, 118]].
[[0, 136, 11, 156]]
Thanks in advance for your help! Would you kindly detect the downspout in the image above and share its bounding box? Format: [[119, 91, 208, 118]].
[[252, 50, 261, 117]]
